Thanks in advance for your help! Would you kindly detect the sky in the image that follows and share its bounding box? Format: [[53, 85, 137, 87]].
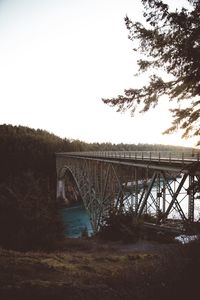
[[0, 0, 197, 147]]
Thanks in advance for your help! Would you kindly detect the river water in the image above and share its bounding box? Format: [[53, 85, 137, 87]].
[[62, 204, 93, 237]]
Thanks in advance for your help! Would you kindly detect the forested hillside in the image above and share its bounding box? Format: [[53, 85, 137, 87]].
[[0, 125, 72, 250], [0, 124, 193, 251]]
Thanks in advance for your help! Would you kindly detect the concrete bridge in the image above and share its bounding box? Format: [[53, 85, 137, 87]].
[[56, 151, 200, 232]]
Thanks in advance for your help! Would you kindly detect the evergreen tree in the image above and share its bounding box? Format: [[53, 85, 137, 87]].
[[103, 0, 200, 145]]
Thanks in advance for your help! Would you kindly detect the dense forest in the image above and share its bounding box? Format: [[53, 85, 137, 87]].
[[0, 124, 194, 250]]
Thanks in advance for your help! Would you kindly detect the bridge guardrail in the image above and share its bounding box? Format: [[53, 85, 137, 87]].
[[59, 150, 200, 163]]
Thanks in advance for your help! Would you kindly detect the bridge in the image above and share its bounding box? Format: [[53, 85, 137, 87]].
[[56, 151, 200, 233]]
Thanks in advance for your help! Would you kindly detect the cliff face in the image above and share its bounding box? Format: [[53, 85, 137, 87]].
[[57, 175, 81, 207]]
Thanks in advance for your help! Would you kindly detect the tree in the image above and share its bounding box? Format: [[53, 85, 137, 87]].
[[102, 0, 200, 145]]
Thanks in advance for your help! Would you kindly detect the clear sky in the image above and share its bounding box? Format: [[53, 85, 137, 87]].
[[0, 0, 197, 147]]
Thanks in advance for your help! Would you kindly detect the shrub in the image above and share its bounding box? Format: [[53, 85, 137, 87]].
[[0, 172, 64, 251], [98, 210, 142, 243]]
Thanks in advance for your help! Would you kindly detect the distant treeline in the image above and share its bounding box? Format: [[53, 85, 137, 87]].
[[79, 142, 193, 152], [0, 124, 193, 250]]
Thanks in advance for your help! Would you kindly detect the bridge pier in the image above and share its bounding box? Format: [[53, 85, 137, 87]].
[[188, 175, 195, 222]]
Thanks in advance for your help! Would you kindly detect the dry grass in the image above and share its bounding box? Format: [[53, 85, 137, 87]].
[[0, 238, 200, 300]]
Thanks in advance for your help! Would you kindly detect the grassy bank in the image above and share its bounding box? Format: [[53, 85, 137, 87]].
[[0, 238, 200, 300]]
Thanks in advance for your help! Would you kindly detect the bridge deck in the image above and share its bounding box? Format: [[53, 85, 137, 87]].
[[56, 151, 200, 175]]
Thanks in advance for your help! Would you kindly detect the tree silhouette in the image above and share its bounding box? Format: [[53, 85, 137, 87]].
[[103, 0, 200, 145]]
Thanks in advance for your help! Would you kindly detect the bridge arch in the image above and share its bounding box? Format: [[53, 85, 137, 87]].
[[56, 158, 118, 232], [57, 165, 83, 207]]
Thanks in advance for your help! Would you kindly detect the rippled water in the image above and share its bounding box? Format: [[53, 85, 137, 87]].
[[62, 204, 93, 238]]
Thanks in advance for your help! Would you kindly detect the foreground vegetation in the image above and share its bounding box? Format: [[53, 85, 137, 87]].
[[0, 238, 200, 300]]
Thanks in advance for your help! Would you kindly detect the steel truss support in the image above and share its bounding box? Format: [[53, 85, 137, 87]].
[[162, 172, 187, 221], [137, 172, 157, 217], [56, 155, 200, 232], [188, 175, 195, 222]]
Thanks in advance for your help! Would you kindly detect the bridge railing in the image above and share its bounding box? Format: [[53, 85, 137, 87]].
[[60, 150, 200, 162]]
